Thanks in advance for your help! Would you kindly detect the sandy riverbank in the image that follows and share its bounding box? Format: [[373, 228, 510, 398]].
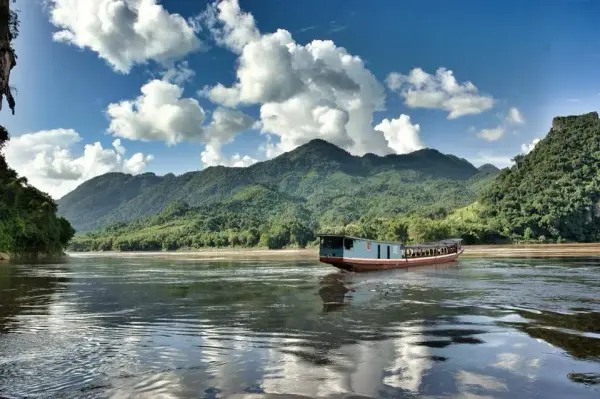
[[66, 243, 600, 259]]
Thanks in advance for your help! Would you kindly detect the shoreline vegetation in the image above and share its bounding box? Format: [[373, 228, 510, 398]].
[[65, 243, 600, 259], [1, 125, 75, 258], [0, 251, 69, 262]]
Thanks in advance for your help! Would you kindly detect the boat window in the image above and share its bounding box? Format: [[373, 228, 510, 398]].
[[344, 238, 354, 250], [321, 236, 343, 249]]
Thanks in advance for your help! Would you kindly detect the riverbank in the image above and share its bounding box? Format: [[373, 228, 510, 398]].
[[0, 251, 68, 262], [66, 243, 600, 259]]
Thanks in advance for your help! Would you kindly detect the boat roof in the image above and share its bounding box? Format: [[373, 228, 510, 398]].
[[317, 234, 402, 245], [316, 233, 462, 247], [404, 239, 462, 249]]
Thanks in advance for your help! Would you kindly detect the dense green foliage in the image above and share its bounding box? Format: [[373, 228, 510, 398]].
[[60, 139, 493, 232], [67, 140, 499, 251], [481, 112, 600, 242], [0, 127, 75, 256], [67, 112, 600, 251]]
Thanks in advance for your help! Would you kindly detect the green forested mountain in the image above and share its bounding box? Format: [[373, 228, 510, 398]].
[[57, 172, 165, 234], [66, 112, 600, 251], [59, 139, 491, 232], [0, 127, 75, 257], [481, 111, 600, 242], [63, 139, 497, 251]]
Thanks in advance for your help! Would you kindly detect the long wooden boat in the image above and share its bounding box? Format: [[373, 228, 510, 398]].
[[317, 234, 464, 272]]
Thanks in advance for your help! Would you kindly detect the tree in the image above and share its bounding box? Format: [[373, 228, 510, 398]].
[[0, 1, 76, 256], [0, 0, 17, 114], [0, 125, 8, 173]]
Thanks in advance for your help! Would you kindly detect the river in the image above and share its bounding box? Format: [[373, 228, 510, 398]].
[[1, 253, 599, 398]]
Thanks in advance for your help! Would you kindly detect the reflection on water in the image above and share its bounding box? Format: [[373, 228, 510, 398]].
[[1, 255, 600, 398], [318, 273, 353, 312]]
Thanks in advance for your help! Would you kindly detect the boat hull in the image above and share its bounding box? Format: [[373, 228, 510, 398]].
[[319, 250, 463, 272]]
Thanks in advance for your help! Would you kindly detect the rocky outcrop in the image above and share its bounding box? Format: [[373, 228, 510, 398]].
[[552, 112, 599, 133], [0, 252, 10, 260]]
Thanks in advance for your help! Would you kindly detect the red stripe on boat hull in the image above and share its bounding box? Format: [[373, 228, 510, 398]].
[[319, 250, 463, 272]]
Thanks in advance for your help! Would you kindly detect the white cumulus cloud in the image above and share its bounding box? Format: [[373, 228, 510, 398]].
[[199, 107, 257, 168], [107, 80, 255, 150], [4, 129, 153, 199], [386, 67, 495, 119], [48, 0, 203, 73], [475, 107, 525, 142], [106, 79, 207, 145], [203, 107, 255, 146], [202, 0, 260, 53], [506, 107, 525, 125], [477, 127, 505, 142], [374, 115, 424, 154], [201, 143, 258, 168], [521, 138, 541, 154], [201, 0, 416, 157], [161, 61, 196, 85]]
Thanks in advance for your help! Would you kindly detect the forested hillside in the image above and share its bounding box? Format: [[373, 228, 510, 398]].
[[0, 127, 75, 257], [59, 139, 490, 232], [64, 139, 498, 251], [481, 111, 600, 242], [66, 111, 600, 251]]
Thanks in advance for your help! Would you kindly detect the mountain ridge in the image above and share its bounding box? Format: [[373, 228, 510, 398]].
[[58, 139, 492, 233], [61, 139, 480, 184], [64, 111, 600, 250]]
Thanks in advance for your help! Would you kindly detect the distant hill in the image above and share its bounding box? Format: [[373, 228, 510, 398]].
[[59, 139, 495, 233], [477, 164, 501, 174], [57, 172, 164, 234]]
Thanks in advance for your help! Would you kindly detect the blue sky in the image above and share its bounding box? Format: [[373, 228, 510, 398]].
[[1, 0, 599, 198]]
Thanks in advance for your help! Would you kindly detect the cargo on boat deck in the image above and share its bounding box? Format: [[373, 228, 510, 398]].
[[317, 234, 463, 272]]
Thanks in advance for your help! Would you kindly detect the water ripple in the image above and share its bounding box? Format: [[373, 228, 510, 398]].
[[1, 257, 600, 398]]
